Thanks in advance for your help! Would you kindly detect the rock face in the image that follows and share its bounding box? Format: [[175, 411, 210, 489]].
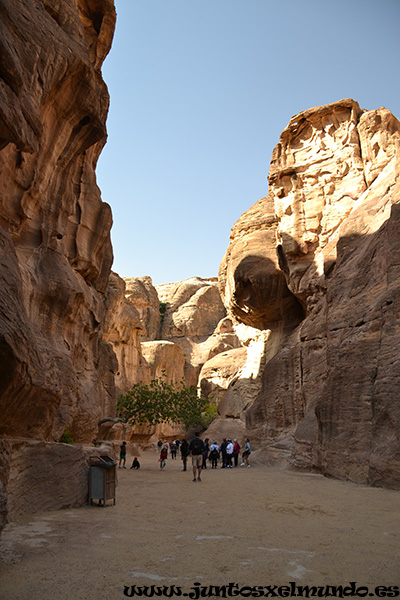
[[0, 0, 117, 444], [124, 276, 161, 340], [219, 99, 400, 488], [3, 440, 116, 519], [103, 272, 150, 399], [157, 277, 229, 385], [124, 276, 235, 389], [117, 277, 236, 444]]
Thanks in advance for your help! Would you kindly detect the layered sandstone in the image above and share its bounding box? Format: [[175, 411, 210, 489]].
[[3, 440, 116, 520], [157, 277, 229, 385], [0, 0, 117, 444], [0, 0, 125, 533], [124, 276, 161, 340], [103, 272, 150, 398], [219, 99, 400, 488]]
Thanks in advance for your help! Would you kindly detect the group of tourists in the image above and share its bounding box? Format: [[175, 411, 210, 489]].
[[119, 435, 252, 481], [157, 435, 252, 481]]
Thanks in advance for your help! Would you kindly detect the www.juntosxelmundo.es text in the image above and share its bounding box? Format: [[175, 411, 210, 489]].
[[123, 582, 400, 598]]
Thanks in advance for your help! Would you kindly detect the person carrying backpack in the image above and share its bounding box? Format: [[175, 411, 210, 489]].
[[189, 433, 205, 482]]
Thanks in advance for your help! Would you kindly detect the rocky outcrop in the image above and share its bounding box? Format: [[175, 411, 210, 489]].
[[4, 440, 116, 519], [141, 340, 185, 383], [157, 277, 229, 385], [103, 272, 149, 399], [0, 0, 117, 444], [219, 196, 305, 331], [124, 276, 161, 340], [219, 99, 400, 488], [124, 276, 235, 389]]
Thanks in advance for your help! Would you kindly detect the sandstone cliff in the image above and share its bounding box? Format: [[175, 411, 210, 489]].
[[115, 276, 238, 444], [0, 0, 117, 445], [217, 99, 400, 488], [0, 0, 128, 532]]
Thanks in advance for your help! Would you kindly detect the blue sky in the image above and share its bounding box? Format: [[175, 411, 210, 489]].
[[97, 0, 400, 285]]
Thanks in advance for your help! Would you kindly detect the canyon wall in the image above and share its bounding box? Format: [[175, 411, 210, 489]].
[[0, 0, 141, 530], [217, 99, 400, 488], [0, 0, 119, 444]]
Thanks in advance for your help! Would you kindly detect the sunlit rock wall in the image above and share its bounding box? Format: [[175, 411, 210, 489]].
[[0, 0, 118, 444], [219, 99, 400, 488]]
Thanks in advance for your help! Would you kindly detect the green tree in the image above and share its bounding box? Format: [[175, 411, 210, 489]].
[[117, 375, 216, 430]]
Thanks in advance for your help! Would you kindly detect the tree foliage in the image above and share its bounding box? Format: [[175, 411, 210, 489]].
[[117, 375, 216, 430]]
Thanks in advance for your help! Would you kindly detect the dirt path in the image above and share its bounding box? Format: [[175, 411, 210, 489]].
[[0, 451, 399, 600]]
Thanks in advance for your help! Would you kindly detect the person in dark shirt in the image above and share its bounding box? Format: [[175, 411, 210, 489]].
[[119, 441, 127, 469], [189, 433, 205, 482], [130, 457, 140, 469], [220, 438, 228, 468], [180, 439, 190, 471]]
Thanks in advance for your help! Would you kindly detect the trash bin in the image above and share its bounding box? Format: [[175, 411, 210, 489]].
[[89, 455, 117, 506]]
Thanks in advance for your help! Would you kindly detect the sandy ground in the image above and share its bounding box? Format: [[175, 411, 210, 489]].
[[0, 450, 399, 600]]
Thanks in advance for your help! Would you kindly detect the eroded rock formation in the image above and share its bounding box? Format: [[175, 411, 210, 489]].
[[124, 276, 161, 340], [0, 0, 134, 532], [0, 0, 117, 444], [157, 277, 229, 385], [218, 99, 400, 488]]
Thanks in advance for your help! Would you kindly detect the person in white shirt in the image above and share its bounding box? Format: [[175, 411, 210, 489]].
[[209, 441, 219, 469], [226, 439, 234, 468]]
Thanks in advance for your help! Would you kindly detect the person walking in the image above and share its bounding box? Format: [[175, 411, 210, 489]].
[[159, 445, 168, 470], [233, 439, 241, 467], [241, 438, 252, 467], [189, 433, 205, 482], [180, 438, 190, 471], [170, 441, 177, 459]]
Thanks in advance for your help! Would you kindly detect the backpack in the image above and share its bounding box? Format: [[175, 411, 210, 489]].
[[190, 437, 203, 455]]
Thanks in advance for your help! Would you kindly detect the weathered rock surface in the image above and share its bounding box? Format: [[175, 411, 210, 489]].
[[220, 99, 400, 488], [219, 197, 305, 331], [0, 0, 117, 444], [141, 340, 185, 383], [114, 278, 235, 445], [156, 277, 229, 385], [124, 276, 161, 340], [103, 272, 150, 398], [4, 440, 116, 520]]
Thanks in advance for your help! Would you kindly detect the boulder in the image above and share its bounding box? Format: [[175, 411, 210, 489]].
[[3, 440, 116, 520]]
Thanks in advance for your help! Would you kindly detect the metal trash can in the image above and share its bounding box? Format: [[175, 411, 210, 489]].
[[89, 455, 117, 506]]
